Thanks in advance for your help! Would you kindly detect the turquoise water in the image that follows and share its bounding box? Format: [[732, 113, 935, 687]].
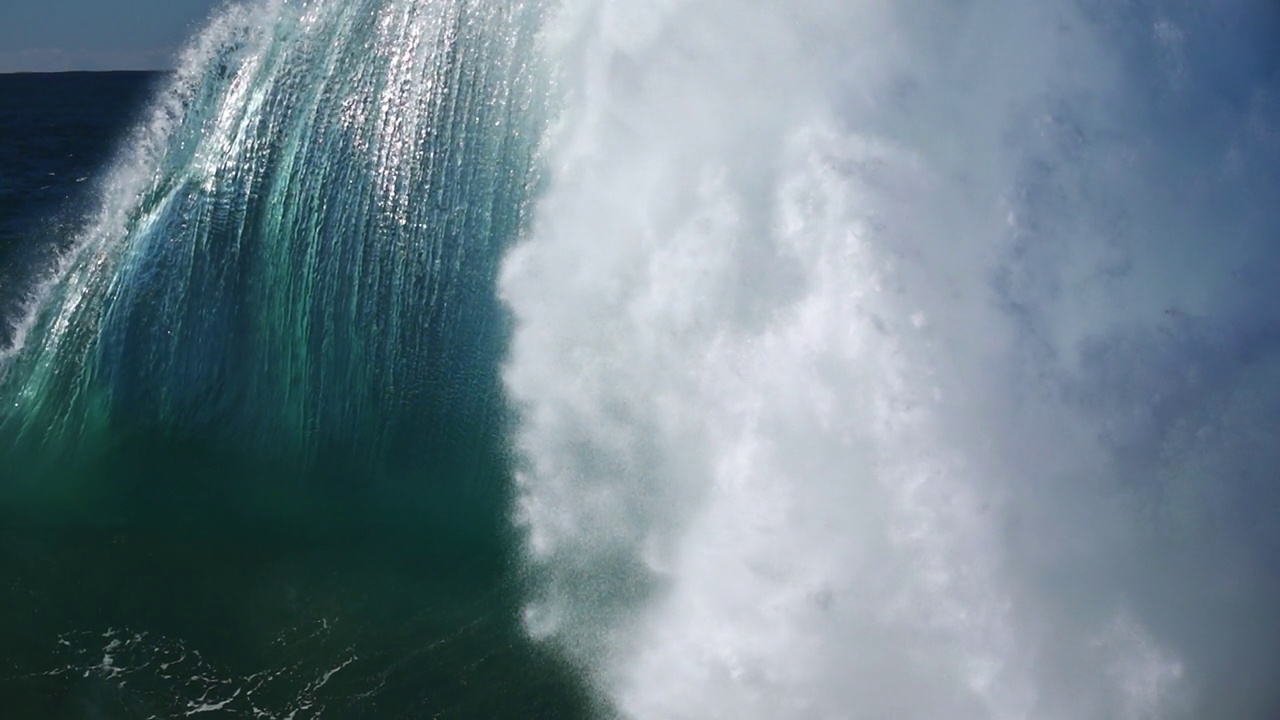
[[0, 1, 596, 716]]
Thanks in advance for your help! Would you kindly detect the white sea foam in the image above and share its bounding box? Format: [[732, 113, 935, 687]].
[[504, 1, 1280, 717]]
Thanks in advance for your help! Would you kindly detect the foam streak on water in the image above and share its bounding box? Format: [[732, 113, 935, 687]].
[[503, 1, 1280, 717]]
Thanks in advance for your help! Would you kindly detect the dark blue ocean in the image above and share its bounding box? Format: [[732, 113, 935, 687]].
[[0, 73, 156, 346]]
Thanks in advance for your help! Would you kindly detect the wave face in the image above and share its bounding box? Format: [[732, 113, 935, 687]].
[[1, 0, 542, 490], [505, 1, 1280, 718], [0, 1, 594, 716]]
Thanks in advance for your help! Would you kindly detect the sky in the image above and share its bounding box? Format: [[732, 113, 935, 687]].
[[0, 0, 223, 72]]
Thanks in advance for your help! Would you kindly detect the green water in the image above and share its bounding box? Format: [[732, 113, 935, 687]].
[[0, 0, 598, 716], [0, 437, 597, 716], [0, 520, 589, 717]]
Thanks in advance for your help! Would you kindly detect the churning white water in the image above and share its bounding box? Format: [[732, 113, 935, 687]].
[[502, 1, 1280, 718]]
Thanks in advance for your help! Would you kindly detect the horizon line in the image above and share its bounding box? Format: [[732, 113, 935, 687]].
[[0, 68, 174, 75]]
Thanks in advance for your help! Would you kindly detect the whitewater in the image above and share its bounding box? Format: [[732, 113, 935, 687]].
[[1, 0, 1278, 718], [505, 1, 1280, 718]]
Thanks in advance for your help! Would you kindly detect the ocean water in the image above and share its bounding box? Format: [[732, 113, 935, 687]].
[[4, 1, 1280, 719], [0, 33, 589, 720]]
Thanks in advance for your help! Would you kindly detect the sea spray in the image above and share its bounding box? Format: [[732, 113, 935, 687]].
[[504, 1, 1280, 717]]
